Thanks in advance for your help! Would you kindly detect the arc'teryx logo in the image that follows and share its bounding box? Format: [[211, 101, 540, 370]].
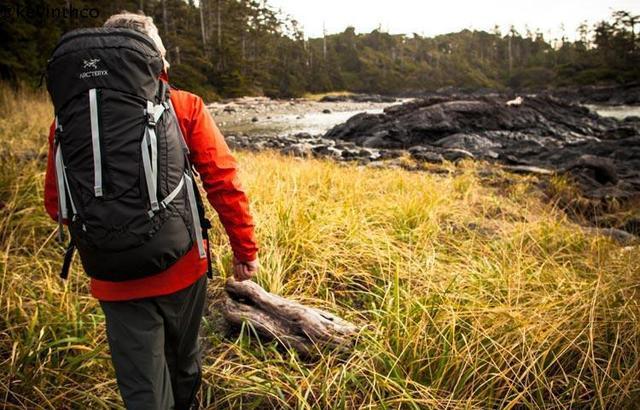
[[82, 58, 100, 69], [79, 58, 108, 79]]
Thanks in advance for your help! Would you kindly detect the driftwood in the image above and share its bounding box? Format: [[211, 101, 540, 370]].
[[221, 278, 359, 355], [501, 164, 555, 175]]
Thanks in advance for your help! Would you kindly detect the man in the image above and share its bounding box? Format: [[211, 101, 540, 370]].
[[43, 12, 259, 410]]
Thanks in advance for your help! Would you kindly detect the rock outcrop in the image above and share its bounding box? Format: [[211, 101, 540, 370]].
[[323, 95, 640, 199], [553, 83, 640, 106]]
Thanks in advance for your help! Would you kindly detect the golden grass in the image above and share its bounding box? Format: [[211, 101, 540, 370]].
[[0, 84, 639, 409]]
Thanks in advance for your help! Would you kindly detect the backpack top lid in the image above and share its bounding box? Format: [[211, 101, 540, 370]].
[[47, 27, 164, 111]]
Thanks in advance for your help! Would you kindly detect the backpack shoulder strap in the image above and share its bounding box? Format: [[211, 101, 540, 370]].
[[167, 93, 213, 278]]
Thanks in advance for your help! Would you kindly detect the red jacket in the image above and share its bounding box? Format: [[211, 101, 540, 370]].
[[44, 85, 258, 301]]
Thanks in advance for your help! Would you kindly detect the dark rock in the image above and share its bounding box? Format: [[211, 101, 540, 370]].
[[443, 149, 474, 162], [312, 145, 342, 158], [435, 133, 501, 151], [334, 142, 357, 149], [408, 145, 427, 154], [322, 109, 332, 114], [582, 227, 637, 245], [323, 94, 640, 198], [621, 218, 640, 236], [281, 143, 313, 158], [357, 148, 375, 158], [223, 106, 236, 113], [362, 134, 390, 148], [567, 155, 618, 185], [325, 95, 634, 148], [341, 149, 360, 159], [251, 117, 259, 122], [409, 147, 444, 163], [415, 151, 444, 163], [377, 150, 404, 160]]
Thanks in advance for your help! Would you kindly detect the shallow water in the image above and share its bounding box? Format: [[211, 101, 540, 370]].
[[217, 100, 640, 138], [225, 108, 385, 136], [587, 105, 640, 120]]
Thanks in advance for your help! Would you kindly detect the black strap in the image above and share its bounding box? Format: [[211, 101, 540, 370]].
[[159, 80, 168, 104], [54, 129, 65, 243], [190, 174, 213, 279], [37, 71, 46, 88], [60, 241, 76, 279], [202, 220, 213, 279]]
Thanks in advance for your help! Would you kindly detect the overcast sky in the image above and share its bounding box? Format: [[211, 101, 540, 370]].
[[267, 0, 640, 40]]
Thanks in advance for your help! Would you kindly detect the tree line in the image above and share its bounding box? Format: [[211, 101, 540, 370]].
[[1, 0, 638, 99]]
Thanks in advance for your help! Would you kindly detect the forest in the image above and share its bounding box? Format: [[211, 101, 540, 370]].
[[1, 0, 639, 99]]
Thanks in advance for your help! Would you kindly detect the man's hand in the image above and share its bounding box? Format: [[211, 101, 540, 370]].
[[233, 257, 259, 281]]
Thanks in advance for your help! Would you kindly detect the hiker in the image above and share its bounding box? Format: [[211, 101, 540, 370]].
[[43, 12, 259, 410]]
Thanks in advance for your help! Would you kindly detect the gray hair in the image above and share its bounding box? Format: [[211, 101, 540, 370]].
[[103, 12, 170, 69]]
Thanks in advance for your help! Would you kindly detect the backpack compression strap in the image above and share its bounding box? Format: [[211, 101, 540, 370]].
[[142, 101, 166, 214], [54, 116, 77, 279], [54, 116, 66, 233], [184, 172, 206, 259], [89, 89, 103, 197], [53, 117, 77, 239]]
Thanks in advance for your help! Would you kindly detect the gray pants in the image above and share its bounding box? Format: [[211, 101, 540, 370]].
[[100, 275, 207, 410]]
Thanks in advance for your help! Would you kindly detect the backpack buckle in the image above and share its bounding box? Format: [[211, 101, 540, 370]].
[[146, 111, 156, 127], [54, 116, 63, 144]]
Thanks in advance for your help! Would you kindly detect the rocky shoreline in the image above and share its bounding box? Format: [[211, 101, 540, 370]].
[[223, 94, 640, 238], [226, 95, 639, 198]]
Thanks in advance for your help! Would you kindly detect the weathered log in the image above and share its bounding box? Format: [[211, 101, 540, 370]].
[[221, 278, 359, 355], [501, 164, 555, 175]]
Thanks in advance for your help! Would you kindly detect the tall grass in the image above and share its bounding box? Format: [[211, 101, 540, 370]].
[[0, 84, 639, 409]]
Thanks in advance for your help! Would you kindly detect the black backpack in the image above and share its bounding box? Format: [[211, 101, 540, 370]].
[[46, 27, 212, 281]]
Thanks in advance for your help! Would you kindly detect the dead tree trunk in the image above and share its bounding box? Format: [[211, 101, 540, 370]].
[[221, 278, 359, 356], [199, 1, 207, 55], [161, 0, 170, 61], [162, 0, 169, 35], [217, 0, 222, 49]]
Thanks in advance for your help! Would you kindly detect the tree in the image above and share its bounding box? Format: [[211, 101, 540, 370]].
[[0, 4, 637, 98]]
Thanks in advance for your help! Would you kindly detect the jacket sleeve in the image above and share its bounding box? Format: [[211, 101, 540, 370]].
[[177, 93, 258, 262], [44, 121, 60, 222]]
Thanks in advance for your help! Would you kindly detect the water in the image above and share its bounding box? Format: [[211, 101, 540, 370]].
[[228, 108, 385, 136], [217, 101, 640, 138], [586, 105, 640, 120]]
